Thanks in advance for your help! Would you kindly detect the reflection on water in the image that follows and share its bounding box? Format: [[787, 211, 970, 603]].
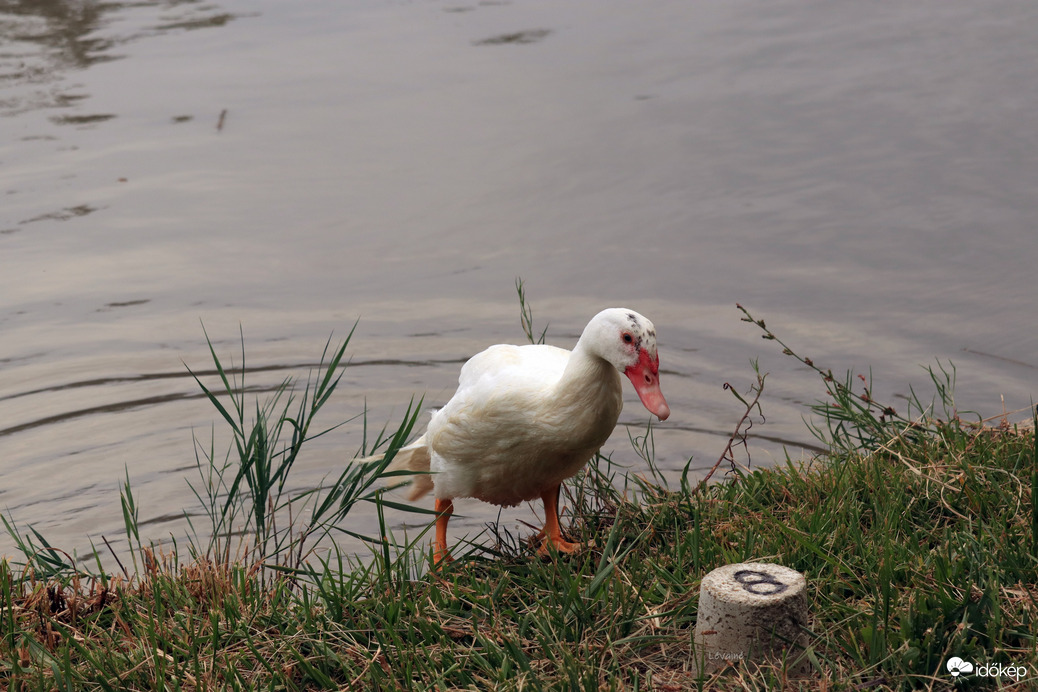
[[0, 0, 238, 116], [18, 203, 97, 225], [474, 29, 551, 46], [2, 1, 118, 73], [1, 0, 1037, 564]]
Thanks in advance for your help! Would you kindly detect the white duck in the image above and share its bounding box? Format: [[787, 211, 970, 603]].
[[387, 308, 670, 564]]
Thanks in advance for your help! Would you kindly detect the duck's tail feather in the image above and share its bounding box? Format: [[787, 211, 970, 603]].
[[372, 435, 434, 502]]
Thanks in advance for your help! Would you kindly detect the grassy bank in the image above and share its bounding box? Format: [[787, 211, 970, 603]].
[[1, 306, 1036, 690]]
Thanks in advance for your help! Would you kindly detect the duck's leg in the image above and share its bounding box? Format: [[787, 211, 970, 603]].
[[529, 485, 560, 541], [537, 484, 581, 555], [433, 498, 454, 566]]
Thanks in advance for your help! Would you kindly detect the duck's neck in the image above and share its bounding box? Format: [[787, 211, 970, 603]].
[[553, 344, 624, 438]]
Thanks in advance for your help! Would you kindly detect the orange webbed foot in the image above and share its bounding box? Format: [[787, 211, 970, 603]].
[[535, 485, 582, 557], [536, 535, 582, 556]]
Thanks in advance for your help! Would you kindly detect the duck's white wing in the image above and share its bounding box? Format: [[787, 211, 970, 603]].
[[426, 343, 573, 504], [456, 343, 569, 393]]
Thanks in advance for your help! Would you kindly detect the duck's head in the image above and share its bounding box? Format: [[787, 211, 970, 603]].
[[581, 308, 670, 421]]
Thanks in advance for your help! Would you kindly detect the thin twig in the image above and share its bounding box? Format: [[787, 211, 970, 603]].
[[694, 368, 767, 495]]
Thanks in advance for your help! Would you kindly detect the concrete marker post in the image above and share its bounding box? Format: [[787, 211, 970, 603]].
[[693, 562, 810, 675]]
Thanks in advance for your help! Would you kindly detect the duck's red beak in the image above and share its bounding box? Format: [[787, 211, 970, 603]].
[[625, 349, 670, 421]]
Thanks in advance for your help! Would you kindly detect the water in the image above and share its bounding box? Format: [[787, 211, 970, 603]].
[[2, 0, 1036, 562]]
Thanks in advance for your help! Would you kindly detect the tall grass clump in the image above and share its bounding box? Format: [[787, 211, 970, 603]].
[[182, 323, 425, 578]]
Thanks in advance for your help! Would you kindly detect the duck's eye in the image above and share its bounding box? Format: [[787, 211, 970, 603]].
[[622, 332, 633, 344]]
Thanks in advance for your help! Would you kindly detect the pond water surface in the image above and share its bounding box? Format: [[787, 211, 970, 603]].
[[2, 0, 1037, 563]]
